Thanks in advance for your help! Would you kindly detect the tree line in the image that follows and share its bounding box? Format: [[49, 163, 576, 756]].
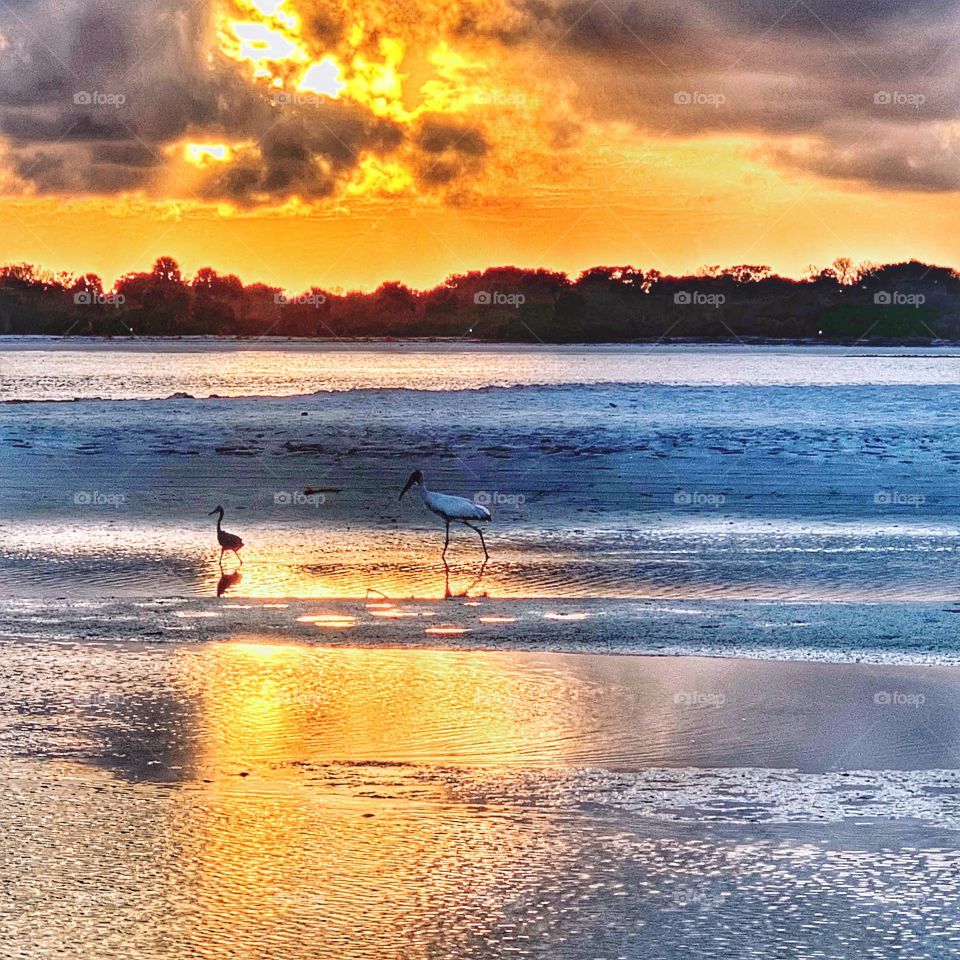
[[0, 255, 956, 342]]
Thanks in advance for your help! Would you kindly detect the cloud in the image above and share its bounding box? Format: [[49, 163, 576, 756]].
[[0, 0, 449, 201], [207, 107, 405, 202], [764, 121, 960, 193], [490, 0, 960, 192], [0, 0, 958, 201]]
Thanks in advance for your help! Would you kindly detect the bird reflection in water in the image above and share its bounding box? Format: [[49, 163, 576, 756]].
[[216, 569, 243, 597], [444, 557, 488, 600]]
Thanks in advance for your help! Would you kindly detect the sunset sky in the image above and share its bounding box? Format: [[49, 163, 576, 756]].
[[0, 0, 959, 291]]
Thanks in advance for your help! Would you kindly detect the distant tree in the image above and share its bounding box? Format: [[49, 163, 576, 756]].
[[831, 257, 856, 286], [191, 268, 244, 335], [720, 264, 772, 284]]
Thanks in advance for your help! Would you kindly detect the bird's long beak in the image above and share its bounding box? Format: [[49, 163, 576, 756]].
[[399, 476, 417, 501], [208, 508, 219, 516]]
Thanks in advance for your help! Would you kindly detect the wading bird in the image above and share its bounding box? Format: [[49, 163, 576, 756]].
[[399, 470, 491, 562], [209, 505, 244, 566]]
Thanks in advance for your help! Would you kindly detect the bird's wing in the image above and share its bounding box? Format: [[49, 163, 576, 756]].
[[426, 491, 490, 520]]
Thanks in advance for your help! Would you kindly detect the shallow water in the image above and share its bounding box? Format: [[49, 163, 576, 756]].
[[5, 340, 960, 400], [2, 375, 960, 604], [5, 641, 960, 959], [5, 343, 960, 958]]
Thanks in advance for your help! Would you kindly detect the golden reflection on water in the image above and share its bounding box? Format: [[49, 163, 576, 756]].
[[181, 641, 586, 958], [192, 641, 582, 771], [201, 535, 504, 600]]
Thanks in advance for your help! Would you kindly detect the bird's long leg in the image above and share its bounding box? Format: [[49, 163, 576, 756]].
[[442, 520, 451, 561], [219, 547, 225, 565], [464, 522, 489, 561], [235, 549, 243, 567]]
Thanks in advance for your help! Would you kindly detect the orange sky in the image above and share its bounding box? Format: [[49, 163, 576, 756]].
[[0, 0, 958, 291]]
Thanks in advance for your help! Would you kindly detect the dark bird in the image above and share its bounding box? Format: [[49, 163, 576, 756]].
[[209, 505, 244, 566]]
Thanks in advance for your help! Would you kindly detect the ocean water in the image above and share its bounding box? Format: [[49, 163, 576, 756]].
[[3, 339, 960, 400]]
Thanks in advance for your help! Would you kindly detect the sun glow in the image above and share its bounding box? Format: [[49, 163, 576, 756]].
[[347, 154, 414, 196], [185, 143, 232, 165], [220, 4, 477, 124], [229, 21, 299, 63], [214, 0, 499, 199]]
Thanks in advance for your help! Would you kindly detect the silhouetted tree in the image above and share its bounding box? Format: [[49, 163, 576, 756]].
[[1, 255, 959, 342]]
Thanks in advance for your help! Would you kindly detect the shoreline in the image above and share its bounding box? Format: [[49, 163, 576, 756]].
[[1, 334, 960, 348], [5, 596, 960, 668]]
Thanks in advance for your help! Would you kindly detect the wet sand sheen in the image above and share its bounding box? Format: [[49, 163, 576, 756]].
[[43, 642, 960, 776], [4, 641, 960, 958]]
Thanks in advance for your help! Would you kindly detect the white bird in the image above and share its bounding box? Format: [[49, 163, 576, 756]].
[[209, 505, 244, 566], [399, 469, 491, 562]]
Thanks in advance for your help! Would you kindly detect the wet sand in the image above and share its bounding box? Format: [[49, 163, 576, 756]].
[[3, 639, 960, 959], [5, 595, 960, 666], [6, 380, 960, 606]]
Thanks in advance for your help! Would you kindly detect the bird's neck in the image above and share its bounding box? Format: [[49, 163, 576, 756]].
[[416, 483, 429, 501], [216, 513, 223, 531]]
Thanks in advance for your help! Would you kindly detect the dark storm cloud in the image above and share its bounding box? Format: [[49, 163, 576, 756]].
[[0, 0, 410, 199], [492, 0, 960, 192], [13, 145, 154, 191], [1, 0, 956, 198], [764, 121, 960, 192], [413, 117, 489, 189], [417, 119, 489, 157], [210, 107, 405, 203]]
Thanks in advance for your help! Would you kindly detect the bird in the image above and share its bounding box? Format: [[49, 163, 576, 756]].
[[208, 505, 244, 566], [399, 470, 491, 563]]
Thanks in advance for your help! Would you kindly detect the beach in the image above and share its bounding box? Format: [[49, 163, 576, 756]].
[[3, 342, 960, 958]]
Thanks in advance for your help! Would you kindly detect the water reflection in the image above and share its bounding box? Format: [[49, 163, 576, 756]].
[[198, 535, 503, 601], [9, 642, 960, 958], [216, 569, 243, 597], [177, 642, 581, 958], [444, 557, 488, 600], [190, 642, 584, 770]]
